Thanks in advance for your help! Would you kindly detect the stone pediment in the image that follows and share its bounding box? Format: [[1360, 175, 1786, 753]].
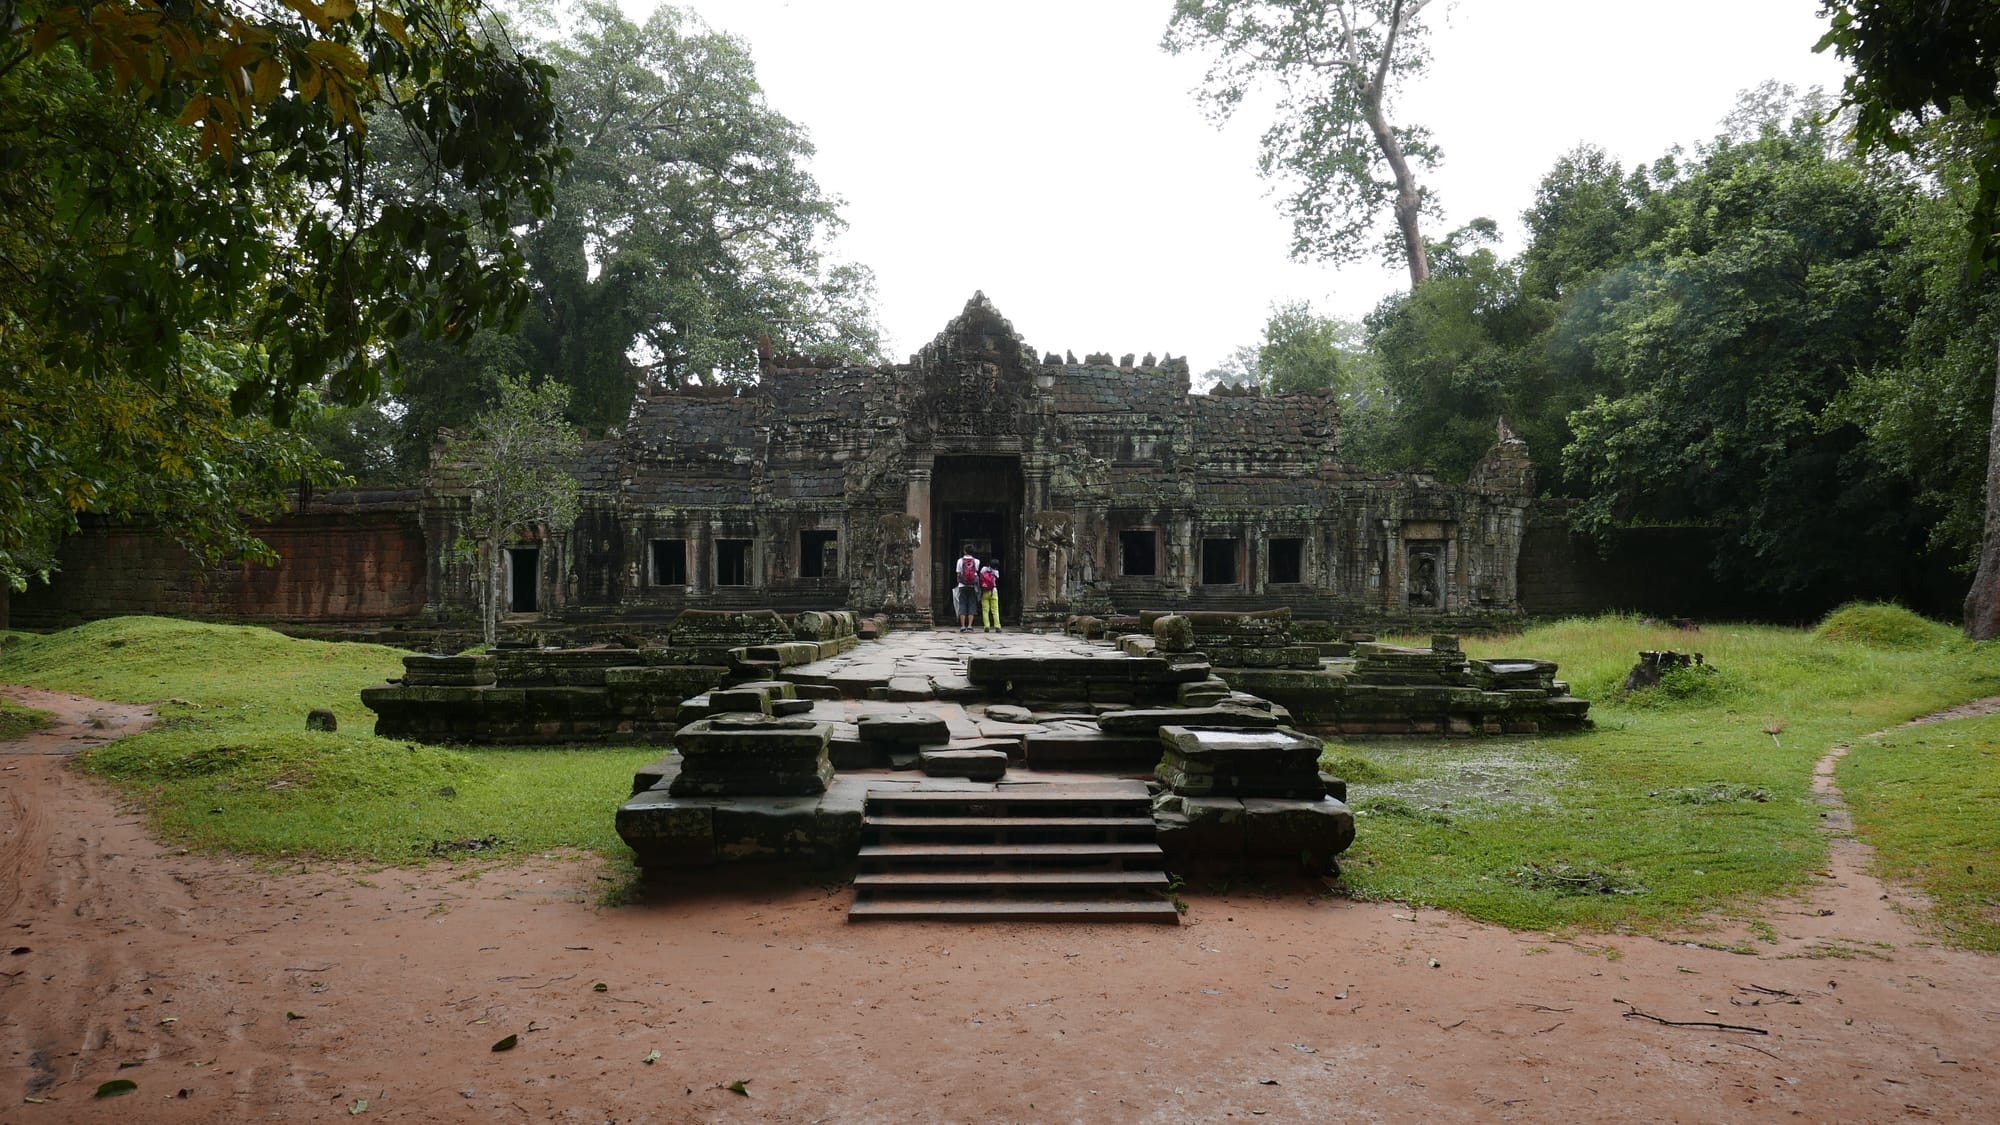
[[917, 291, 1039, 377]]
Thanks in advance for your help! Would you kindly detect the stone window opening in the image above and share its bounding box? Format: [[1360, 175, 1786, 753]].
[[799, 529, 839, 579], [649, 538, 688, 586], [1119, 529, 1158, 577], [1268, 537, 1304, 585], [1201, 537, 1241, 586], [716, 539, 753, 587]]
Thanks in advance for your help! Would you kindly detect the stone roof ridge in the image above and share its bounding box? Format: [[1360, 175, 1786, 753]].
[[916, 291, 1038, 374]]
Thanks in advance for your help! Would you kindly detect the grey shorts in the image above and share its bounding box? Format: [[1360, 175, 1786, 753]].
[[954, 586, 979, 616]]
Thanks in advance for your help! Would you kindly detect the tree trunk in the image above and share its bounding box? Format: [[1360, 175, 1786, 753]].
[[1966, 338, 2000, 638], [484, 536, 503, 648], [1360, 82, 1429, 289]]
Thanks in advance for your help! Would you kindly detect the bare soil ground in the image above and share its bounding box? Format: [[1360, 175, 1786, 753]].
[[2, 685, 1996, 1123]]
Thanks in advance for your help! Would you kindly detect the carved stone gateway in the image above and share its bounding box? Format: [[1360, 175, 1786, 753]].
[[418, 293, 1537, 635]]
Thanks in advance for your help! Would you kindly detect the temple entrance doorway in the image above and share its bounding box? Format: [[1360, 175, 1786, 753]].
[[931, 455, 1023, 626]]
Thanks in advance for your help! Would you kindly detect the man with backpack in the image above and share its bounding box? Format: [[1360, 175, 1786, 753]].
[[954, 546, 980, 633], [977, 562, 1001, 633]]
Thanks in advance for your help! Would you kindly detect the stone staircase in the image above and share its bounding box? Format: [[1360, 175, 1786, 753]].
[[848, 783, 1179, 922]]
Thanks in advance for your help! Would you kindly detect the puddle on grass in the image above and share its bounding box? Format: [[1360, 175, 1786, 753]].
[[1347, 743, 1569, 819]]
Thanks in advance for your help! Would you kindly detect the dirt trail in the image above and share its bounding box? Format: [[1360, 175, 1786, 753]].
[[1, 686, 1995, 1123]]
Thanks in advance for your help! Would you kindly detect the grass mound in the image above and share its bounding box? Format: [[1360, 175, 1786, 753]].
[[0, 617, 656, 864], [0, 697, 53, 740], [1813, 601, 1957, 651]]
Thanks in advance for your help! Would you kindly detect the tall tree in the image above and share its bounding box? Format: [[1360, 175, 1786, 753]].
[[1165, 0, 1442, 288], [371, 2, 886, 457], [1815, 0, 2000, 635], [1559, 98, 1926, 603], [440, 374, 580, 646], [1, 0, 563, 589], [1360, 220, 1555, 475]]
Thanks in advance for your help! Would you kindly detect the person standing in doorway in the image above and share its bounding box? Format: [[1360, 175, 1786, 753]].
[[955, 545, 980, 633], [978, 562, 1001, 633]]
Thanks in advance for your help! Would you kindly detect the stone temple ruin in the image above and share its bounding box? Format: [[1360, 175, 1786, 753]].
[[354, 293, 1589, 921], [362, 602, 1588, 921], [418, 292, 1536, 640]]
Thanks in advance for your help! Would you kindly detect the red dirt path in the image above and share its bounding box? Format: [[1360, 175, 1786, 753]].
[[2, 685, 1995, 1123]]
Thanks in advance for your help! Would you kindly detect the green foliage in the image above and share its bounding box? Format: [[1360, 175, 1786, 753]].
[[1813, 601, 1958, 649], [1558, 90, 1932, 599], [1620, 663, 1730, 710], [1, 0, 566, 585], [1356, 220, 1556, 475], [441, 374, 582, 645], [1255, 299, 1347, 393], [0, 616, 654, 861], [1817, 0, 2000, 277], [357, 2, 887, 458], [6, 0, 566, 417], [1164, 0, 1443, 284], [1202, 299, 1370, 399], [1839, 714, 2000, 951], [1319, 751, 1396, 784]]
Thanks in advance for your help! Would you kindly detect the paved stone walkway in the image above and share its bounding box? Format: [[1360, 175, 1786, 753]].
[[779, 628, 1142, 757]]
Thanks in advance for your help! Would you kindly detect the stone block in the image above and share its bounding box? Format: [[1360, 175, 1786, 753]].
[[669, 758, 834, 797], [1152, 614, 1196, 653], [885, 676, 933, 701], [920, 748, 1009, 781], [1239, 797, 1355, 868], [855, 713, 950, 746], [1098, 702, 1282, 735], [631, 752, 682, 795], [399, 653, 495, 686], [669, 609, 795, 648], [673, 716, 830, 756], [712, 797, 824, 860], [706, 687, 774, 715], [614, 792, 715, 867]]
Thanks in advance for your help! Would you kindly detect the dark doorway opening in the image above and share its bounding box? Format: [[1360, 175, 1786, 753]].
[[506, 547, 539, 613], [931, 455, 1024, 625]]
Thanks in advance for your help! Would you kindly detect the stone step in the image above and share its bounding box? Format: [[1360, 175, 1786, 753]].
[[855, 841, 1164, 867], [863, 814, 1154, 832], [865, 790, 1152, 818], [848, 898, 1180, 923], [853, 870, 1169, 889]]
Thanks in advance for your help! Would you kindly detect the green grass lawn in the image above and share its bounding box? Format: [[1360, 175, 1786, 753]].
[[1324, 605, 2000, 943], [0, 696, 53, 740], [1838, 711, 2000, 951], [0, 619, 658, 867], [3, 607, 1996, 946]]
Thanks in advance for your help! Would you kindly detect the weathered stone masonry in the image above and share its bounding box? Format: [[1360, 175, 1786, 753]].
[[427, 294, 1538, 635]]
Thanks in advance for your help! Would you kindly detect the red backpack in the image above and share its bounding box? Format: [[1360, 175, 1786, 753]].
[[978, 566, 997, 592], [959, 556, 978, 586]]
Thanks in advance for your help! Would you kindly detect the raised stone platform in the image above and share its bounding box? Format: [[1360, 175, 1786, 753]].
[[600, 625, 1584, 893]]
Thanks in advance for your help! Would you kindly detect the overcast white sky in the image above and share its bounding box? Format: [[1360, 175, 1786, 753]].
[[636, 1, 1850, 371]]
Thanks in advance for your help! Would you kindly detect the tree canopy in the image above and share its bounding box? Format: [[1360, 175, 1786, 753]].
[[1814, 0, 2000, 635], [1164, 0, 1442, 287], [358, 2, 886, 474], [1, 0, 567, 589]]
